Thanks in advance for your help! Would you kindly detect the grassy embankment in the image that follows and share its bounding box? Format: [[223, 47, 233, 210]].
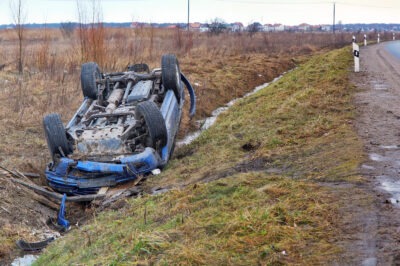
[[36, 46, 364, 265]]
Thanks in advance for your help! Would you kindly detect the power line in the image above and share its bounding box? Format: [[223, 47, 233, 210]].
[[335, 1, 394, 9], [216, 0, 329, 5], [216, 0, 397, 9]]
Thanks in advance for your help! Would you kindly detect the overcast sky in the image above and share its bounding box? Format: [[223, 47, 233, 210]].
[[0, 0, 400, 26]]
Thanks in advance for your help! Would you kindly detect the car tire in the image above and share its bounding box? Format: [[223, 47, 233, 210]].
[[43, 113, 72, 159], [136, 101, 168, 150], [161, 54, 182, 102], [81, 62, 101, 99]]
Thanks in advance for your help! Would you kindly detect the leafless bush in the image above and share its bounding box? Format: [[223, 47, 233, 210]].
[[76, 0, 106, 65], [10, 0, 26, 74]]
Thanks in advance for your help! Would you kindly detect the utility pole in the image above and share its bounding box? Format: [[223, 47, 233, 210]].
[[187, 0, 190, 31], [333, 2, 335, 33]]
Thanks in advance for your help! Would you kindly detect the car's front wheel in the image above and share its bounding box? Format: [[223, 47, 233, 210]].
[[161, 54, 182, 102], [81, 62, 101, 99], [43, 113, 72, 160], [136, 101, 168, 151]]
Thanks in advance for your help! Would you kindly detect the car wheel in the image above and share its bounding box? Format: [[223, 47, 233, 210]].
[[161, 54, 182, 102], [43, 113, 72, 159], [136, 101, 168, 150], [81, 62, 101, 99]]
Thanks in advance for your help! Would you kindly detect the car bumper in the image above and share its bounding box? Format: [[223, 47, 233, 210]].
[[45, 147, 162, 195]]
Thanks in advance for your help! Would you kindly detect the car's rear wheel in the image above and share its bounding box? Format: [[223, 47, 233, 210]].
[[43, 113, 72, 160], [161, 54, 182, 102], [136, 101, 167, 150], [81, 62, 101, 99]]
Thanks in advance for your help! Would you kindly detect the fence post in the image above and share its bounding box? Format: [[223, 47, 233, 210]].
[[364, 34, 367, 46], [353, 42, 360, 73]]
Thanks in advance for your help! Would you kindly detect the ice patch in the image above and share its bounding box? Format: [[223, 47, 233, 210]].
[[11, 255, 38, 266], [177, 73, 288, 146], [380, 145, 399, 149], [369, 153, 385, 161], [361, 164, 375, 170]]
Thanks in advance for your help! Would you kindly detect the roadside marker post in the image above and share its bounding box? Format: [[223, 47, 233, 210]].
[[378, 33, 380, 43], [364, 34, 367, 46], [393, 33, 396, 41], [353, 42, 360, 73], [352, 35, 356, 43]]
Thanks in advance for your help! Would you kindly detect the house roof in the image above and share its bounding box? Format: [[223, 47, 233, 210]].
[[190, 22, 201, 28]]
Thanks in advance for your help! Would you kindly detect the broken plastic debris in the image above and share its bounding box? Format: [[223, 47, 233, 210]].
[[151, 169, 161, 175], [57, 194, 70, 230]]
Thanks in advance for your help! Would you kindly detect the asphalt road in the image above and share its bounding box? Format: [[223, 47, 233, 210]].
[[352, 40, 400, 265]]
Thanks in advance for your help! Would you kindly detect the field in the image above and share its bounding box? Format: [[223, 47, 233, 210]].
[[0, 27, 358, 173], [0, 27, 370, 263], [35, 46, 365, 265]]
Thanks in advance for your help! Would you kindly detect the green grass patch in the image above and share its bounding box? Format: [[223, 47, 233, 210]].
[[35, 47, 364, 265]]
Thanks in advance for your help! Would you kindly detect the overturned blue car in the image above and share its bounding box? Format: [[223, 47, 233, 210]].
[[43, 54, 196, 195]]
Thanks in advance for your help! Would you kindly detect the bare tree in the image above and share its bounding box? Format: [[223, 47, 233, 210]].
[[10, 0, 26, 74], [247, 22, 262, 37], [207, 18, 226, 36]]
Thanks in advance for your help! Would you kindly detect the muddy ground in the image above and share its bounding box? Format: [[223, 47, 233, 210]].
[[346, 42, 400, 265]]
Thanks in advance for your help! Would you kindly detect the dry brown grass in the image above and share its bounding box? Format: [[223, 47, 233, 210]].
[[0, 27, 351, 174]]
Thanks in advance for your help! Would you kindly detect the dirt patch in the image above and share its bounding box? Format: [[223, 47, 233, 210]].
[[348, 42, 400, 264], [0, 172, 56, 263]]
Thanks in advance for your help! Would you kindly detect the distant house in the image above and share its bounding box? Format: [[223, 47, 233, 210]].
[[200, 26, 209, 32], [310, 25, 321, 32], [263, 23, 285, 32], [263, 24, 274, 32], [189, 22, 201, 31], [274, 24, 284, 31], [231, 22, 244, 32], [285, 25, 298, 32], [298, 23, 311, 31], [321, 25, 331, 32]]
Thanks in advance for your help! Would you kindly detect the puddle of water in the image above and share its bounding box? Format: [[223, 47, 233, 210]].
[[381, 180, 400, 194], [371, 80, 389, 91], [380, 145, 400, 149], [361, 164, 375, 170], [379, 177, 400, 204], [369, 153, 385, 162], [362, 257, 377, 266], [11, 255, 38, 266], [373, 84, 388, 90], [177, 74, 286, 146]]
